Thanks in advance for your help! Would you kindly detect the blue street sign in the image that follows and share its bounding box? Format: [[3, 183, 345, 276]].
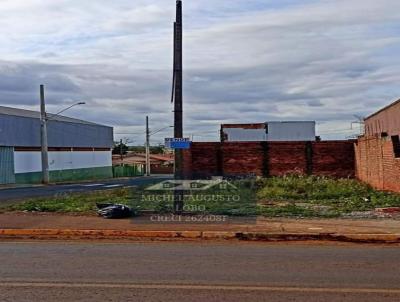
[[165, 138, 191, 149], [170, 141, 191, 149]]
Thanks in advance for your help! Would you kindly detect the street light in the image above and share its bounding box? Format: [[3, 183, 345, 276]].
[[150, 125, 174, 136], [40, 85, 86, 184], [47, 102, 86, 120]]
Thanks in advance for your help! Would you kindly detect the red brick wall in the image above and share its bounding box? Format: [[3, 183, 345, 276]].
[[183, 143, 221, 178], [223, 142, 265, 176], [268, 142, 308, 176], [313, 141, 356, 178], [183, 141, 355, 179], [221, 123, 265, 129], [355, 136, 400, 192]]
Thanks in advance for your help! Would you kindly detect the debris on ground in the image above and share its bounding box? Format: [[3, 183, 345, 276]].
[[97, 203, 134, 219], [375, 207, 400, 214], [343, 208, 400, 219], [342, 211, 376, 219]]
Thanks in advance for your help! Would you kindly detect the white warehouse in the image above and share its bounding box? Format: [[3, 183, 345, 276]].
[[221, 121, 316, 142], [0, 106, 113, 184]]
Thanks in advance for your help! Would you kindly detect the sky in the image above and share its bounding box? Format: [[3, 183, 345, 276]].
[[0, 0, 400, 145]]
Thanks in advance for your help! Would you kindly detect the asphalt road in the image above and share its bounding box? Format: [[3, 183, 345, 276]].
[[0, 175, 171, 202], [0, 242, 399, 301]]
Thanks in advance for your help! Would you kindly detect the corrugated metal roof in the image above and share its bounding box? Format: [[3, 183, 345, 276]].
[[0, 106, 113, 148], [0, 105, 101, 126]]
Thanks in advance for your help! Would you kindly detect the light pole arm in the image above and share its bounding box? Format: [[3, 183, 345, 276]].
[[150, 126, 173, 136], [46, 102, 86, 121]]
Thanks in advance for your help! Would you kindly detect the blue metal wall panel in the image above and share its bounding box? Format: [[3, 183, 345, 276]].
[[0, 114, 113, 148], [0, 147, 15, 184]]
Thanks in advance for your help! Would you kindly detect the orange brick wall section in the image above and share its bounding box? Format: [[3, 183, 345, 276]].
[[355, 136, 400, 192]]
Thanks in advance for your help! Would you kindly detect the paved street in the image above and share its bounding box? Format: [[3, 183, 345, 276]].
[[0, 175, 171, 202], [0, 242, 399, 301]]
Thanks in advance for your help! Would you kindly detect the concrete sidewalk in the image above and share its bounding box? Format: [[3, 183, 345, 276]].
[[0, 212, 400, 243], [0, 212, 400, 233]]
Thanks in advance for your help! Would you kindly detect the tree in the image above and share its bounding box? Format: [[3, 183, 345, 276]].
[[128, 146, 145, 153], [112, 140, 129, 156], [150, 145, 164, 154]]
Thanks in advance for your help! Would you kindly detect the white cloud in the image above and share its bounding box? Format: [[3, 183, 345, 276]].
[[0, 0, 399, 143]]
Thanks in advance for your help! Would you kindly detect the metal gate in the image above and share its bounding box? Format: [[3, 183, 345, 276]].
[[0, 147, 15, 184]]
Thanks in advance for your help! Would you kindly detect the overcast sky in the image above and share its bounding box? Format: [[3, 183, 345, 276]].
[[0, 0, 399, 144]]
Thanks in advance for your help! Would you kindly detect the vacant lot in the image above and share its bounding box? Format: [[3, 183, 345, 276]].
[[257, 176, 400, 218], [3, 176, 400, 218]]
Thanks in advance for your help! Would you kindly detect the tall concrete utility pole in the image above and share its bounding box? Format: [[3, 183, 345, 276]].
[[145, 116, 151, 176], [171, 0, 184, 213], [119, 139, 124, 161], [172, 0, 183, 180], [40, 85, 49, 184]]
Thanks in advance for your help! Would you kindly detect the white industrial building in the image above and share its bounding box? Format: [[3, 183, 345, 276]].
[[0, 106, 113, 184], [221, 121, 316, 142]]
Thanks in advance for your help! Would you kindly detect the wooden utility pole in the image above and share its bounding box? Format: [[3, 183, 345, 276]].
[[40, 85, 49, 184]]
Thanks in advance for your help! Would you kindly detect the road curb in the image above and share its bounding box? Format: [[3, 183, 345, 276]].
[[0, 229, 399, 243], [235, 232, 400, 244]]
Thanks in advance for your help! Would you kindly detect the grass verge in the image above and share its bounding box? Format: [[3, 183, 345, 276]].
[[3, 188, 131, 214]]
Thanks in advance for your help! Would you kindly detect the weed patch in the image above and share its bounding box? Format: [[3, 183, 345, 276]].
[[6, 188, 132, 214], [257, 175, 400, 217]]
